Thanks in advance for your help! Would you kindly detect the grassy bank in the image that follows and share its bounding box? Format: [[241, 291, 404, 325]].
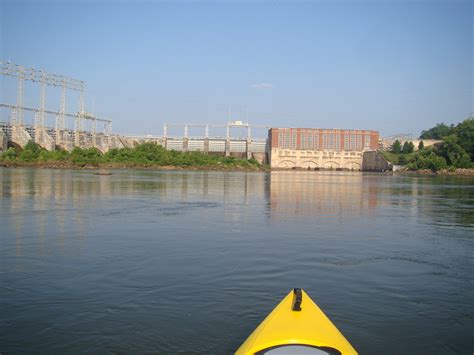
[[0, 141, 265, 170], [381, 151, 416, 165]]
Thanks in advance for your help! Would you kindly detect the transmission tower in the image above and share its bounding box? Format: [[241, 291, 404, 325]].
[[1, 61, 85, 127]]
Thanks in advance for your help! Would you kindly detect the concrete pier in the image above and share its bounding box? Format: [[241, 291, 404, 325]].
[[74, 131, 82, 148], [115, 136, 132, 149], [246, 139, 252, 160], [0, 128, 7, 151], [362, 151, 392, 172], [34, 127, 55, 151], [56, 130, 73, 151], [11, 124, 33, 148], [225, 139, 230, 157]]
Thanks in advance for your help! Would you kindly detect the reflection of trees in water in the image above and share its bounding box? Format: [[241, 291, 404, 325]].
[[369, 175, 473, 228], [269, 171, 379, 220], [3, 169, 93, 258], [34, 185, 47, 257], [11, 195, 23, 259], [267, 171, 473, 228], [153, 171, 267, 203], [2, 169, 270, 257], [441, 183, 474, 226]]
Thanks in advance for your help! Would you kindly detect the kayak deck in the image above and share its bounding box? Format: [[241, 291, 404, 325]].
[[236, 289, 357, 355]]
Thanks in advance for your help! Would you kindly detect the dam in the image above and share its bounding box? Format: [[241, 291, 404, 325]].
[[1, 61, 388, 169]]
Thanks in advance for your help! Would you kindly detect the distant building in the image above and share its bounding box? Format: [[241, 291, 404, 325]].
[[268, 128, 379, 170], [379, 137, 441, 151]]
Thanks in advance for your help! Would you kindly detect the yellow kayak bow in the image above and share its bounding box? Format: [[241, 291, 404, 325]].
[[236, 288, 357, 355]]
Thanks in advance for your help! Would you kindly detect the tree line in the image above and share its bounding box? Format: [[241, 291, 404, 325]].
[[0, 141, 262, 169], [387, 118, 473, 171]]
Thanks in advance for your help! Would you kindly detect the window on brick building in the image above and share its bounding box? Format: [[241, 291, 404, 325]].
[[350, 134, 356, 150], [291, 130, 297, 149], [328, 133, 335, 150], [307, 131, 313, 150], [356, 134, 362, 150], [283, 130, 291, 149], [300, 131, 306, 150], [344, 134, 350, 150]]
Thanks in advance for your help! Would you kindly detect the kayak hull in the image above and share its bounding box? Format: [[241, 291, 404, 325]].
[[236, 289, 357, 355]]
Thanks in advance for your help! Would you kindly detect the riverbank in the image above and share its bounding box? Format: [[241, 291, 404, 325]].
[[397, 168, 474, 176], [2, 162, 474, 176], [0, 142, 266, 171], [0, 161, 268, 171]]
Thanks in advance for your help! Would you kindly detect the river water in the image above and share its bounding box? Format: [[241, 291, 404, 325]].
[[0, 168, 473, 354]]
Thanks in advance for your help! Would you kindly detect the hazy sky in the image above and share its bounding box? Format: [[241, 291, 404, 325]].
[[1, 0, 472, 137]]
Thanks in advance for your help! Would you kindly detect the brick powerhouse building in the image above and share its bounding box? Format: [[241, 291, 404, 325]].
[[269, 128, 379, 170]]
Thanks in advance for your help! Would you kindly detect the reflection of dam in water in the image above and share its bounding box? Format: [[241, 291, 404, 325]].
[[2, 169, 88, 261], [0, 169, 271, 259], [269, 171, 379, 219], [1, 169, 270, 203], [2, 170, 386, 241]]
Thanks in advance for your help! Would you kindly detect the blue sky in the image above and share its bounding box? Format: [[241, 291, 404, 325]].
[[1, 0, 472, 137]]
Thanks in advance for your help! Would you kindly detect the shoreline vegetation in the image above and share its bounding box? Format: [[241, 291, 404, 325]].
[[382, 118, 473, 175], [1, 160, 473, 176], [397, 168, 474, 176], [1, 118, 472, 176], [0, 142, 266, 171]]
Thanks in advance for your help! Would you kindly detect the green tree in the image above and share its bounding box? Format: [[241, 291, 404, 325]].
[[420, 123, 455, 139], [0, 147, 18, 161], [418, 140, 424, 150], [70, 147, 103, 166], [391, 140, 402, 153], [37, 149, 68, 162], [402, 141, 414, 154], [454, 118, 474, 161], [398, 154, 408, 165], [437, 134, 471, 168], [407, 150, 447, 171], [0, 142, 261, 169], [18, 141, 42, 161]]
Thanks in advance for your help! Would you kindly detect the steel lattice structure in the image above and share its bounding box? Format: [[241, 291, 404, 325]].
[[0, 103, 110, 123], [163, 121, 269, 139], [0, 61, 111, 136], [1, 61, 85, 91]]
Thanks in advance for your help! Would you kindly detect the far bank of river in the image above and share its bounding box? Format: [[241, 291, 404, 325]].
[[396, 167, 474, 177], [2, 161, 474, 177], [0, 161, 268, 171]]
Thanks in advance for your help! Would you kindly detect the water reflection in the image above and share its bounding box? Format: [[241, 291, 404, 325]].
[[0, 169, 271, 259], [2, 169, 473, 247], [269, 171, 379, 219], [377, 175, 474, 228]]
